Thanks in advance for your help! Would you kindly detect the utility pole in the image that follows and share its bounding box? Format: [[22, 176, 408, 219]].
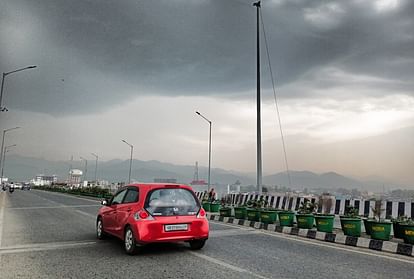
[[122, 140, 133, 184], [196, 111, 212, 192], [68, 155, 73, 187], [253, 1, 262, 194], [0, 127, 20, 183], [1, 144, 16, 182], [91, 153, 98, 184], [80, 157, 88, 186]]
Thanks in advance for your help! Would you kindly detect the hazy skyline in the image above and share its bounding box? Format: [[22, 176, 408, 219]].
[[1, 0, 413, 187]]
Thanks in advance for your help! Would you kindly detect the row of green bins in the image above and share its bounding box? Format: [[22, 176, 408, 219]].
[[202, 202, 220, 212], [235, 208, 281, 224]]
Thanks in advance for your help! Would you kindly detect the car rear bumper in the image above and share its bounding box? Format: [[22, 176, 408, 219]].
[[132, 218, 209, 244]]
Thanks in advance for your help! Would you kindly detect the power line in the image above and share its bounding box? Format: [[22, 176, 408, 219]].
[[260, 8, 292, 188]]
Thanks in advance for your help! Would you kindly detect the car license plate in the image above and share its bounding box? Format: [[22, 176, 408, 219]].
[[165, 224, 188, 232]]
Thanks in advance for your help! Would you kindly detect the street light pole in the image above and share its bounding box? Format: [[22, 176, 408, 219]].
[[1, 144, 16, 183], [253, 1, 262, 194], [0, 65, 37, 112], [80, 157, 88, 186], [91, 153, 98, 184], [196, 111, 212, 192], [0, 127, 20, 182], [122, 140, 133, 184]]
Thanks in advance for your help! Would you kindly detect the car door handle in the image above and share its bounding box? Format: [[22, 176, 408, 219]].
[[127, 208, 132, 212]]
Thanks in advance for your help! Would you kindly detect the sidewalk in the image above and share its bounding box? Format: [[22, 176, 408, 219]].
[[207, 212, 414, 258]]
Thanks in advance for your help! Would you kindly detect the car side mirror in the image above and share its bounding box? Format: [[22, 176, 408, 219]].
[[101, 199, 109, 206]]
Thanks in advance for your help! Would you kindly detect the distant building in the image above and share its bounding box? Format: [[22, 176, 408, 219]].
[[31, 175, 57, 186], [154, 178, 177, 183], [68, 169, 83, 188]]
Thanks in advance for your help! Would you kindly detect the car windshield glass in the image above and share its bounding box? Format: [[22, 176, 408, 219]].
[[145, 188, 199, 216]]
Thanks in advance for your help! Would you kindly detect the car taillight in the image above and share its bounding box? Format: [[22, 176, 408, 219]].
[[139, 211, 149, 219], [197, 208, 206, 219], [134, 210, 154, 221]]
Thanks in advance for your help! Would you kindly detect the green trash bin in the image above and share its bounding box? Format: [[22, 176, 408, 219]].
[[340, 217, 362, 237], [202, 202, 211, 212], [210, 203, 221, 213], [234, 207, 247, 219], [278, 211, 295, 227], [219, 207, 232, 217], [246, 208, 261, 221], [370, 221, 392, 241], [400, 224, 414, 244], [363, 218, 374, 235], [296, 214, 315, 229], [260, 210, 277, 224], [315, 214, 335, 233]]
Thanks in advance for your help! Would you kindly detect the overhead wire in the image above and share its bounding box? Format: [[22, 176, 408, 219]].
[[259, 7, 293, 189]]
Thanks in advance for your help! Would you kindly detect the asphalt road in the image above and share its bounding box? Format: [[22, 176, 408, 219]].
[[1, 190, 413, 279]]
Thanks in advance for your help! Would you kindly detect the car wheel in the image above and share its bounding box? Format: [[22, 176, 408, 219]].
[[124, 227, 139, 255], [96, 218, 106, 240], [189, 239, 206, 250]]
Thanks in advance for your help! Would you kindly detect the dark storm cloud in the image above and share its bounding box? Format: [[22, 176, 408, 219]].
[[1, 0, 413, 115]]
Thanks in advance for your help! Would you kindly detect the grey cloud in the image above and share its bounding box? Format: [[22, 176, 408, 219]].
[[1, 0, 413, 115]]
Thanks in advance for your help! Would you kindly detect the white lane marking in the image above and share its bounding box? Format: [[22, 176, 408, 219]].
[[0, 193, 5, 248], [211, 221, 414, 264], [209, 228, 259, 238], [75, 209, 96, 219], [0, 240, 98, 255], [30, 191, 62, 206], [33, 189, 101, 204], [188, 251, 271, 279], [8, 204, 100, 210]]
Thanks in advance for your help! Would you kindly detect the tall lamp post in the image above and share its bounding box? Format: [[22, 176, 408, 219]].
[[253, 1, 263, 194], [80, 156, 88, 186], [195, 111, 212, 192], [121, 140, 133, 184], [1, 144, 16, 182], [0, 127, 20, 181], [1, 65, 37, 112], [91, 153, 98, 184]]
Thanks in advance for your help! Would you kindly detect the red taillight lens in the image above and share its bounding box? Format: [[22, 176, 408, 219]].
[[139, 210, 149, 219], [134, 209, 154, 221], [197, 208, 206, 218]]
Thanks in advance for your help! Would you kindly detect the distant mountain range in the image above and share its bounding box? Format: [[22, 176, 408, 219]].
[[3, 155, 405, 191]]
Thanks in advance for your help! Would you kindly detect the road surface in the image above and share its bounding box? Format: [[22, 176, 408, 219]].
[[0, 190, 413, 278]]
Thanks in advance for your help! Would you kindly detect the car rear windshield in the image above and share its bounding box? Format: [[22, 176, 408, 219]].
[[145, 188, 200, 216]]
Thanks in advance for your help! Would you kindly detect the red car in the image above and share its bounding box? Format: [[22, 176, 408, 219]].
[[96, 183, 209, 254]]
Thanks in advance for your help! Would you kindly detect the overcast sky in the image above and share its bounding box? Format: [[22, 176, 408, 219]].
[[0, 0, 413, 186]]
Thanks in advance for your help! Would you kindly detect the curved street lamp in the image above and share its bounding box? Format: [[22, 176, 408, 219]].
[[121, 139, 133, 184], [80, 156, 88, 186], [91, 153, 98, 183], [195, 111, 212, 192], [0, 127, 20, 177], [1, 65, 37, 112], [1, 144, 17, 183]]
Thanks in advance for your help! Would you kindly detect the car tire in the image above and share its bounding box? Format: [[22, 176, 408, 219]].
[[124, 226, 139, 255], [96, 218, 106, 240], [189, 239, 206, 250]]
